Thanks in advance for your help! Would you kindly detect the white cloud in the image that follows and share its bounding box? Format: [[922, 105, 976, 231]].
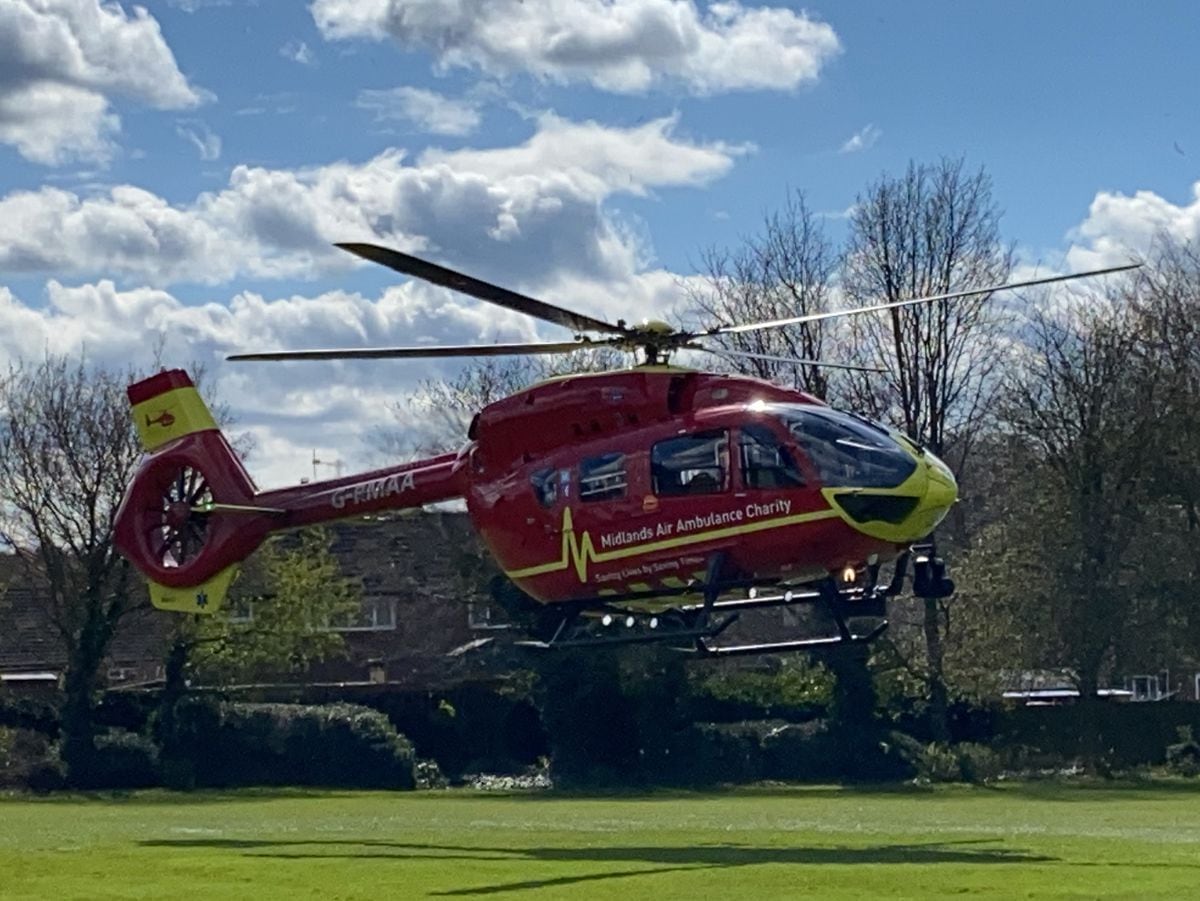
[[0, 114, 744, 287], [0, 82, 119, 165], [357, 86, 482, 136], [1066, 182, 1200, 270], [0, 269, 693, 487], [176, 120, 222, 161], [311, 0, 840, 95], [280, 39, 315, 65], [0, 0, 206, 164], [839, 123, 880, 154]]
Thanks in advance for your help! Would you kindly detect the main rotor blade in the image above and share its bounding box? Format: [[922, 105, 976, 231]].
[[694, 345, 886, 373], [337, 242, 630, 337], [228, 339, 614, 362], [707, 263, 1142, 337]]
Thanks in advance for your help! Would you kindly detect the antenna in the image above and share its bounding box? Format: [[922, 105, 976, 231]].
[[312, 449, 345, 481]]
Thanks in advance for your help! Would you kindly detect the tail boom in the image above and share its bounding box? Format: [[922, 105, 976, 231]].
[[114, 369, 467, 613]]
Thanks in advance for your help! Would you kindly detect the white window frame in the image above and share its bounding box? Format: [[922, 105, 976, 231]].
[[323, 596, 397, 632], [226, 598, 255, 624], [468, 599, 514, 631], [1129, 674, 1160, 702]]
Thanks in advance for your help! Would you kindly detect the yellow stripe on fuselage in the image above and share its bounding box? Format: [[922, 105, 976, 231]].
[[506, 506, 841, 584]]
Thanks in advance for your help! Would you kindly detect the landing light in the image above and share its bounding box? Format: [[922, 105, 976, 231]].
[[840, 565, 858, 585], [625, 616, 636, 628], [602, 614, 613, 627]]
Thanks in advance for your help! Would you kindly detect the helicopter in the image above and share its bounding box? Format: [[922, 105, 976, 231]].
[[113, 244, 1136, 657]]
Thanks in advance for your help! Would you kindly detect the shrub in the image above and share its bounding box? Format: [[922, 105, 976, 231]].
[[75, 730, 160, 789], [889, 732, 1002, 783], [1166, 726, 1200, 778], [0, 696, 59, 737], [690, 658, 832, 720], [0, 726, 63, 790], [415, 759, 449, 790], [171, 699, 416, 789]]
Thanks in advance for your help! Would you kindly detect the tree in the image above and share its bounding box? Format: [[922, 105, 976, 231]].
[[841, 157, 1013, 458], [0, 357, 145, 777], [186, 528, 361, 684], [689, 191, 837, 398], [960, 291, 1191, 766], [840, 158, 1013, 741]]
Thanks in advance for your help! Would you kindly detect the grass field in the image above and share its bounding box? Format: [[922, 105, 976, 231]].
[[3, 783, 1199, 899]]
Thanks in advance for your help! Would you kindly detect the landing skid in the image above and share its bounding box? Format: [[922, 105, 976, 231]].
[[514, 553, 908, 658]]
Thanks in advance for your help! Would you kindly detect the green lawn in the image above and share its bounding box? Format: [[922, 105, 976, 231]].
[[2, 783, 1199, 899]]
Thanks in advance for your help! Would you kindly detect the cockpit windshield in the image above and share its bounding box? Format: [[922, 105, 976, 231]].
[[769, 405, 917, 489]]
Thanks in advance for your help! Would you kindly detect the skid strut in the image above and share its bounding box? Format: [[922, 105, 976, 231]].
[[513, 553, 909, 657]]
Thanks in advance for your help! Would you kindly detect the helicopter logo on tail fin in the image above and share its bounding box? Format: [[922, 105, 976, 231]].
[[145, 410, 176, 429]]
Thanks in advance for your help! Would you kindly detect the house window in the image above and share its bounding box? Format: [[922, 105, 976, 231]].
[[739, 424, 806, 489], [652, 430, 729, 495], [1129, 674, 1161, 702], [226, 597, 255, 624], [579, 453, 627, 501], [468, 600, 513, 631], [530, 468, 558, 507], [324, 596, 397, 632]]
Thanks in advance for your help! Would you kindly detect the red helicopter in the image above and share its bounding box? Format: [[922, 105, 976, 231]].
[[113, 244, 1135, 656]]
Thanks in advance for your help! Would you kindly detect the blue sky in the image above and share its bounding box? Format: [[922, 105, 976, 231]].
[[2, 1, 1197, 485]]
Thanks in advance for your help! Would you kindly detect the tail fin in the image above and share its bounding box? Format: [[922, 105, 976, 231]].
[[129, 369, 220, 452], [116, 369, 266, 614]]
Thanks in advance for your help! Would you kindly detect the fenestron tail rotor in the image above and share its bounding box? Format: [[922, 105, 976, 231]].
[[227, 243, 1141, 369], [150, 464, 212, 569]]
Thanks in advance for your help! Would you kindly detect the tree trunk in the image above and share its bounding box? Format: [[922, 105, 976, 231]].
[[823, 644, 884, 779], [923, 597, 951, 742], [60, 605, 111, 783]]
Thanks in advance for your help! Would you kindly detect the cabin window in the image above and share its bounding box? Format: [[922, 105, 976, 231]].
[[739, 424, 806, 489], [652, 430, 729, 495], [530, 467, 558, 507], [579, 453, 627, 501]]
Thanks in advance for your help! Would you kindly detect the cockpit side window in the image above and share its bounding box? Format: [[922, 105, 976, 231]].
[[739, 423, 806, 489], [579, 453, 627, 502], [652, 430, 729, 496], [779, 407, 916, 488]]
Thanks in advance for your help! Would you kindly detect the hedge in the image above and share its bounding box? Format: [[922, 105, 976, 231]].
[[161, 700, 416, 790]]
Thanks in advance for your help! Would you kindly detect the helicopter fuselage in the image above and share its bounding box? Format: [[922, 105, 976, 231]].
[[463, 366, 956, 604]]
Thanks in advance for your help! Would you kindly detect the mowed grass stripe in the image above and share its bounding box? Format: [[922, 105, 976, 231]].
[[2, 784, 1199, 899]]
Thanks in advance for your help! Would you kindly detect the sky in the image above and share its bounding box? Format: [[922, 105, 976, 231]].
[[1, 0, 1198, 487]]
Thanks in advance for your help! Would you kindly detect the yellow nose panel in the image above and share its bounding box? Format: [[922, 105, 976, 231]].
[[821, 454, 957, 544]]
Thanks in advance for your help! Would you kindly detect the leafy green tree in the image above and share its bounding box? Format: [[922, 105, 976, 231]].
[[175, 529, 360, 686]]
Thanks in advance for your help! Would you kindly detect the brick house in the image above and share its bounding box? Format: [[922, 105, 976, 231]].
[[1, 512, 506, 693]]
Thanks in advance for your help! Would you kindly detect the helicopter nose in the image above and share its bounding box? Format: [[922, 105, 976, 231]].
[[903, 452, 957, 539], [822, 444, 958, 545]]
